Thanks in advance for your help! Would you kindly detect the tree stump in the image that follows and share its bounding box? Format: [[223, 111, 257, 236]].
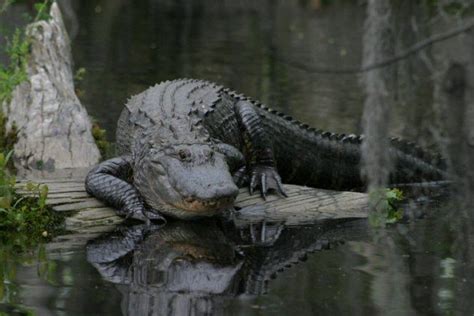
[[3, 3, 100, 170]]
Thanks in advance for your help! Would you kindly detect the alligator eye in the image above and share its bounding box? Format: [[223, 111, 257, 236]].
[[178, 149, 190, 161]]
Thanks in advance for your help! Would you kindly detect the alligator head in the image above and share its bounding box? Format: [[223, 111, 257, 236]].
[[134, 144, 239, 219]]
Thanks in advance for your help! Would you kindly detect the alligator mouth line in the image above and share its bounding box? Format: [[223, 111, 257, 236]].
[[173, 196, 236, 213]]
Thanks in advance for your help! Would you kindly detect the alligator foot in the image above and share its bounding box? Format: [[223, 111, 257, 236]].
[[85, 156, 167, 224], [122, 206, 167, 226], [240, 220, 284, 246], [249, 165, 287, 199]]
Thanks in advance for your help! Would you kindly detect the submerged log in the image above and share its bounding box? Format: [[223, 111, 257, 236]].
[[3, 3, 100, 170]]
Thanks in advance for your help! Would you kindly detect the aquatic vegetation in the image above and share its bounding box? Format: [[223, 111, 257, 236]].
[[368, 188, 404, 227], [0, 152, 62, 236], [0, 19, 61, 299]]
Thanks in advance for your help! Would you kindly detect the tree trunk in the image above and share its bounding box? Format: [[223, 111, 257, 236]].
[[3, 3, 100, 170]]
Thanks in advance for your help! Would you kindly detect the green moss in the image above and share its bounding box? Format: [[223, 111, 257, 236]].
[[74, 67, 87, 83], [368, 188, 404, 228], [73, 67, 87, 97], [92, 122, 112, 160]]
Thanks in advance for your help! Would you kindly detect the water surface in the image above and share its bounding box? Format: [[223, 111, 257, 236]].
[[1, 0, 474, 315]]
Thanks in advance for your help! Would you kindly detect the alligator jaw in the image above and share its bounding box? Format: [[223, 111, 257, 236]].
[[168, 194, 237, 218], [144, 186, 238, 220]]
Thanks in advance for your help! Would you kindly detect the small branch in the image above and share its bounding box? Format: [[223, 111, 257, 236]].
[[279, 19, 474, 75]]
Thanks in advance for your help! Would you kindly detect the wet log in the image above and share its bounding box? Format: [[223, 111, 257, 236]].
[[2, 3, 100, 170], [16, 168, 369, 236]]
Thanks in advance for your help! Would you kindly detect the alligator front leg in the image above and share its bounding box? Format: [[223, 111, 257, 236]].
[[85, 156, 166, 224], [234, 100, 287, 198]]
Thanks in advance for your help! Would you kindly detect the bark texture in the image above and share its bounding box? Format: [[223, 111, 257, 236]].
[[3, 3, 100, 170]]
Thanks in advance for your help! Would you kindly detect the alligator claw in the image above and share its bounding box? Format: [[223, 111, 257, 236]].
[[243, 220, 284, 246], [121, 203, 166, 225], [260, 173, 267, 200], [275, 173, 288, 197], [249, 165, 287, 199], [249, 173, 257, 195], [143, 208, 167, 225]]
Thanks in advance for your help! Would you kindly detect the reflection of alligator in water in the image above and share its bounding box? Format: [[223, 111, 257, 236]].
[[86, 218, 368, 315]]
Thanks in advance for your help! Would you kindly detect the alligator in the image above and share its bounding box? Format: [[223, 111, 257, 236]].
[[85, 78, 446, 222]]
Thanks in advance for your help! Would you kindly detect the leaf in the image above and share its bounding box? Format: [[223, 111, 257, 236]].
[[25, 181, 38, 192], [33, 0, 51, 21], [385, 190, 398, 200], [40, 184, 48, 198], [368, 188, 405, 227], [385, 217, 398, 224], [38, 185, 48, 209], [11, 196, 26, 209], [15, 212, 23, 222], [4, 150, 13, 164], [0, 196, 11, 209]]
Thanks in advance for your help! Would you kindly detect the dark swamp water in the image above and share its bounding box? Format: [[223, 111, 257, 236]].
[[1, 0, 474, 315]]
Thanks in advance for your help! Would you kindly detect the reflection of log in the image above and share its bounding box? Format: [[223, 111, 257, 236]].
[[3, 3, 100, 170]]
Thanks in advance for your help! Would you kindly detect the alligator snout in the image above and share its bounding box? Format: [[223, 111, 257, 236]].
[[212, 183, 239, 200], [181, 183, 239, 213]]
